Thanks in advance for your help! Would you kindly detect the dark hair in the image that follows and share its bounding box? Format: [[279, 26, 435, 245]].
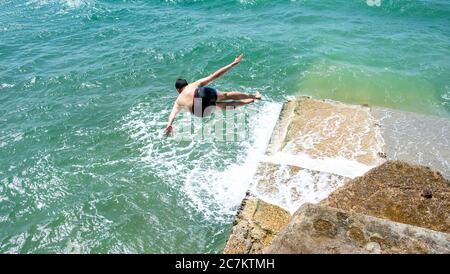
[[175, 79, 188, 91]]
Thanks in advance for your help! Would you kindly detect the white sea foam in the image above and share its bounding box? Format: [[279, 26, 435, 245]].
[[0, 131, 24, 148], [261, 152, 375, 179], [0, 83, 15, 89], [238, 0, 258, 5], [121, 101, 282, 221], [253, 152, 375, 213], [80, 82, 100, 89], [26, 0, 90, 9], [183, 103, 282, 219], [65, 0, 84, 8], [251, 166, 348, 214], [442, 86, 450, 101]]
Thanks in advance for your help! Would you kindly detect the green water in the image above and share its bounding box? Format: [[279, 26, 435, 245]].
[[0, 0, 449, 253]]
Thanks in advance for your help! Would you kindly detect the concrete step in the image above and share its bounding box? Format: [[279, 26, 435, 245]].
[[265, 203, 450, 254]]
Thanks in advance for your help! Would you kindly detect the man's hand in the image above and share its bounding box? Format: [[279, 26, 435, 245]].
[[164, 125, 173, 136], [233, 53, 244, 65]]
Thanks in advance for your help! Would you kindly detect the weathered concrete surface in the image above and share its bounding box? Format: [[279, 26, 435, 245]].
[[322, 161, 450, 233], [225, 97, 450, 254], [250, 98, 384, 213], [372, 107, 450, 179], [265, 100, 297, 155], [224, 196, 290, 254], [282, 98, 384, 166], [265, 203, 450, 254]]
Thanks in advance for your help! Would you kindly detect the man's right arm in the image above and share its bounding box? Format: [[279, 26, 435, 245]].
[[164, 101, 182, 136]]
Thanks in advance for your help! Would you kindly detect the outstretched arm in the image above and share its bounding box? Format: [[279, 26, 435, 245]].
[[196, 53, 243, 87], [164, 101, 183, 136]]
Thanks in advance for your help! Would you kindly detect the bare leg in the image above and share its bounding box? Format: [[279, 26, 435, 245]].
[[216, 99, 255, 109], [217, 91, 261, 101], [200, 99, 254, 117]]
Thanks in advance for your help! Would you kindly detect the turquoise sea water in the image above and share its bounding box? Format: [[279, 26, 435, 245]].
[[1, 0, 449, 253]]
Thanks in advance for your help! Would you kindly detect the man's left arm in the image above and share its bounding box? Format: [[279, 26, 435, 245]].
[[195, 53, 243, 86]]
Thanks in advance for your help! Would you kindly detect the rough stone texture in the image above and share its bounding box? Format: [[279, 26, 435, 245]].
[[322, 160, 450, 233], [223, 196, 291, 254], [265, 203, 450, 254]]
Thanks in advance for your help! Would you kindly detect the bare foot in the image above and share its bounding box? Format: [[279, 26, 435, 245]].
[[242, 98, 254, 104], [253, 91, 262, 100]]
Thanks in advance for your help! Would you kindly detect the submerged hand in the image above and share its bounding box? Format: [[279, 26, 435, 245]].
[[164, 125, 173, 136]]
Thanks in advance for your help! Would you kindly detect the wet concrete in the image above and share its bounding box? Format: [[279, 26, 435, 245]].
[[372, 107, 450, 179]]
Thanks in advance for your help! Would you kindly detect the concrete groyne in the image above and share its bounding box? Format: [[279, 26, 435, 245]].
[[224, 97, 450, 254]]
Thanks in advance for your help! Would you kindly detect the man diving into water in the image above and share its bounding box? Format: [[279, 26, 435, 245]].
[[164, 53, 261, 136]]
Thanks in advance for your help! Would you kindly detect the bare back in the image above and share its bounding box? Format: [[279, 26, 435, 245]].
[[175, 82, 201, 112]]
